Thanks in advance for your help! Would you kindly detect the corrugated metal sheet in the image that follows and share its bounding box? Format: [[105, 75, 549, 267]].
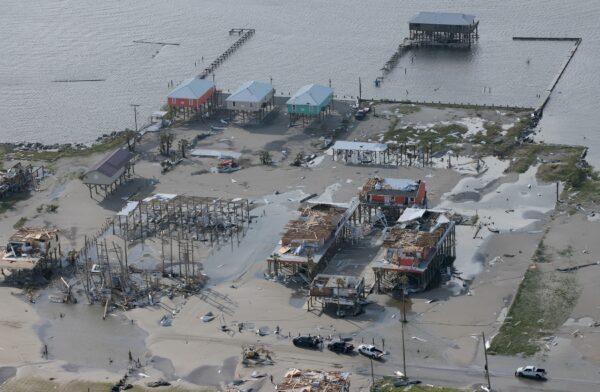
[[88, 149, 133, 178], [286, 84, 333, 106], [409, 12, 476, 26], [226, 80, 274, 103], [331, 141, 388, 152], [168, 78, 215, 100]]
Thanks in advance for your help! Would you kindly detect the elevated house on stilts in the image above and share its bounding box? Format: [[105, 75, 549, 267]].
[[167, 78, 217, 119], [226, 80, 275, 124], [286, 84, 333, 125]]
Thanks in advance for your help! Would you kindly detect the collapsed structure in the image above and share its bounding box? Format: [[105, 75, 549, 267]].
[[372, 208, 456, 292], [267, 201, 361, 280], [77, 194, 251, 315], [0, 163, 45, 200], [1, 227, 61, 282], [308, 274, 365, 316], [277, 369, 350, 392]]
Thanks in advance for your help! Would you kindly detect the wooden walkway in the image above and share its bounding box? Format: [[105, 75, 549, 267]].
[[198, 28, 256, 80], [513, 37, 582, 115], [376, 37, 414, 86]]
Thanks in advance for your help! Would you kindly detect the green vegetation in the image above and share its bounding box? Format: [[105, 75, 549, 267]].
[[557, 245, 574, 258], [532, 239, 547, 263], [390, 104, 421, 115], [373, 378, 466, 392], [13, 217, 28, 229], [0, 378, 208, 392], [489, 265, 579, 356], [10, 133, 130, 162], [382, 123, 467, 151], [0, 192, 31, 214]]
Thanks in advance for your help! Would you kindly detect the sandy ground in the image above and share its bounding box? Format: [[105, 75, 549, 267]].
[[1, 107, 599, 391]]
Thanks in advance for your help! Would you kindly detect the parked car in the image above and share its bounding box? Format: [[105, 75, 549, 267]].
[[515, 365, 547, 380], [354, 109, 367, 120], [357, 344, 384, 359], [327, 341, 354, 354], [292, 335, 322, 349]]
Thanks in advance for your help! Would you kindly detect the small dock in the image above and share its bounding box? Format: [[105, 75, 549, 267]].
[[198, 28, 255, 80], [381, 38, 414, 75], [513, 36, 582, 115]]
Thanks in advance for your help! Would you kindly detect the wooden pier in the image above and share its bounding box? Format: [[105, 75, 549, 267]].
[[198, 28, 256, 80], [375, 38, 414, 86], [513, 37, 582, 115]]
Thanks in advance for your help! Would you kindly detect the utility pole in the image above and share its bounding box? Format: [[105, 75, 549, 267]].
[[358, 77, 362, 103], [130, 104, 140, 132], [482, 332, 492, 391], [370, 357, 375, 386], [401, 320, 407, 378], [400, 274, 409, 323]]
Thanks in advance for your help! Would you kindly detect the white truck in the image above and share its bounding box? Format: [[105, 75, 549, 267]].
[[357, 344, 384, 360], [515, 365, 547, 380]]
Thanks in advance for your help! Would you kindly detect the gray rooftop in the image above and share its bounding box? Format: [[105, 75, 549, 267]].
[[409, 12, 477, 26], [88, 149, 133, 178]]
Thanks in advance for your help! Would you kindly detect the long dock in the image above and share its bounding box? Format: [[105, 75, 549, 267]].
[[376, 37, 414, 86], [513, 36, 582, 115], [198, 28, 255, 80]]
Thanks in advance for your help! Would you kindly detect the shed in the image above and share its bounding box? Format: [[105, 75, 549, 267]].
[[167, 78, 216, 109], [286, 84, 333, 116], [82, 149, 134, 198]]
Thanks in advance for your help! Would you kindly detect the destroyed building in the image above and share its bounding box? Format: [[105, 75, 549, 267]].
[[0, 163, 44, 199], [267, 201, 360, 280], [359, 177, 427, 222], [77, 194, 251, 315], [1, 227, 61, 274], [277, 369, 350, 392], [308, 274, 365, 316], [372, 208, 455, 292]]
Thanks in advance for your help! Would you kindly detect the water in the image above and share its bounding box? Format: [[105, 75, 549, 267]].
[[2, 0, 599, 166]]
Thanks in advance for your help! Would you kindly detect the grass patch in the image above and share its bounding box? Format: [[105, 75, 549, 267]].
[[10, 133, 130, 162], [389, 104, 421, 115], [13, 217, 28, 229], [532, 235, 549, 263], [489, 265, 579, 356], [373, 377, 465, 392], [0, 191, 31, 214], [557, 245, 574, 258]]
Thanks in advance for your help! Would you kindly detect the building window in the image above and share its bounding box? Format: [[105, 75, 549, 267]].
[[232, 102, 236, 107]]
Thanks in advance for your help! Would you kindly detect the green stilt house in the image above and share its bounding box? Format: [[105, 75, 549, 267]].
[[286, 84, 333, 123]]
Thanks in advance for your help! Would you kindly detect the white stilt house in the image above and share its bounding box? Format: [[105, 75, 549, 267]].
[[225, 80, 275, 123]]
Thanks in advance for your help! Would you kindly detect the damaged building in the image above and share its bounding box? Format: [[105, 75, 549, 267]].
[[0, 163, 45, 199], [267, 201, 361, 281], [308, 274, 365, 316], [359, 177, 427, 223], [1, 227, 61, 284], [77, 194, 251, 316], [372, 208, 455, 292], [277, 369, 350, 392]]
